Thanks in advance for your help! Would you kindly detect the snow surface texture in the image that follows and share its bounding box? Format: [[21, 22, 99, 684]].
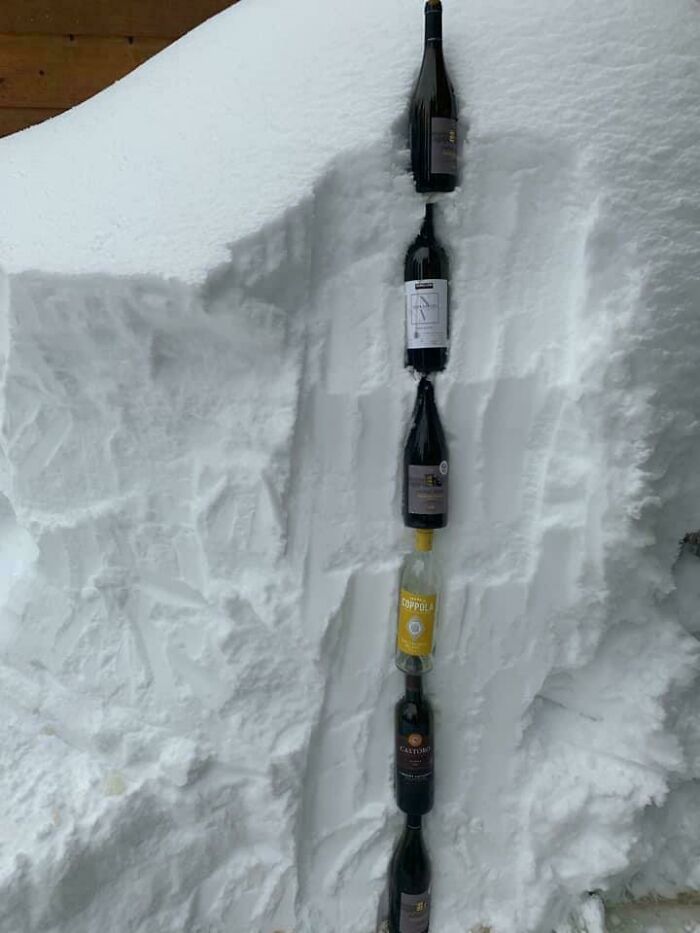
[[1, 0, 700, 931]]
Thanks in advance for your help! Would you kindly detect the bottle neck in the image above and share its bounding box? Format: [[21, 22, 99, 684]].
[[417, 376, 434, 411], [425, 3, 443, 43], [420, 203, 435, 240], [407, 814, 423, 831], [411, 378, 435, 449], [405, 674, 423, 702]]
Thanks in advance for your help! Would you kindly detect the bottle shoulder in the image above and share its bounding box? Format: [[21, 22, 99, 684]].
[[405, 241, 449, 276], [411, 47, 458, 114], [406, 409, 448, 459], [402, 827, 430, 866], [397, 703, 419, 726], [401, 551, 441, 591], [397, 699, 432, 726]]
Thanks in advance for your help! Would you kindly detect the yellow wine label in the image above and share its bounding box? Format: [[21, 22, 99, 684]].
[[397, 589, 436, 657]]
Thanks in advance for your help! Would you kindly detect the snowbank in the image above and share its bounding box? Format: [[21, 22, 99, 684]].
[[1, 0, 700, 930]]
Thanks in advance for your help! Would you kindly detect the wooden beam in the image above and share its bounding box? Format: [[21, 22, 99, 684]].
[[0, 1, 238, 39], [0, 34, 169, 110], [0, 106, 61, 137]]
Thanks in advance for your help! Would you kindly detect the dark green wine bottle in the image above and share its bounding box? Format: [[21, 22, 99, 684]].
[[388, 814, 432, 933], [404, 202, 450, 374], [409, 0, 459, 193], [403, 377, 449, 529]]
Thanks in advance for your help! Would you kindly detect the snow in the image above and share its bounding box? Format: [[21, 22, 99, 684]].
[[1, 0, 700, 930]]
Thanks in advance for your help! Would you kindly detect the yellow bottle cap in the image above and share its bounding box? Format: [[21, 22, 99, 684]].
[[415, 529, 433, 552]]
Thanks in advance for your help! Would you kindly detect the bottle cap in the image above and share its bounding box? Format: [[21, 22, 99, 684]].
[[415, 529, 433, 552]]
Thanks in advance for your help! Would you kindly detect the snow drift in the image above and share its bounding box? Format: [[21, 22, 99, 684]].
[[1, 0, 700, 931]]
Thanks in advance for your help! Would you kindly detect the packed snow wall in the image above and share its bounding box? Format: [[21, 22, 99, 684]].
[[1, 1, 700, 931]]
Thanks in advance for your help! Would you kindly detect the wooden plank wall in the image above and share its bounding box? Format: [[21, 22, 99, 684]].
[[0, 0, 238, 138]]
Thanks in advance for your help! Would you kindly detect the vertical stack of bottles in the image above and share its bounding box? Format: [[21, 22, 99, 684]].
[[383, 2, 459, 931]]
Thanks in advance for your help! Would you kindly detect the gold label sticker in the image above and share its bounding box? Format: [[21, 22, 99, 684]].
[[397, 589, 436, 656]]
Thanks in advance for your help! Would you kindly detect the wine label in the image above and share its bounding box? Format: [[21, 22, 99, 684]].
[[405, 279, 448, 350], [397, 730, 433, 779], [397, 589, 436, 657], [400, 889, 431, 933], [431, 116, 457, 176], [408, 463, 448, 516]]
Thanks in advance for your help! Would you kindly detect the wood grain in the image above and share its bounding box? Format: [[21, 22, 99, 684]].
[[0, 0, 238, 39], [0, 34, 169, 109], [0, 106, 60, 136]]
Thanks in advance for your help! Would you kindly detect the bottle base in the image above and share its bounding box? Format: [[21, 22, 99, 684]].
[[395, 653, 433, 675], [404, 356, 448, 376], [414, 174, 457, 194], [403, 516, 447, 530], [397, 799, 433, 817], [406, 365, 447, 376]]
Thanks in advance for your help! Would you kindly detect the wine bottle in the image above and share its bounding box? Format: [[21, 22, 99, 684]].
[[388, 814, 432, 933], [395, 530, 440, 675], [404, 203, 450, 374], [408, 0, 458, 193], [395, 674, 434, 815], [403, 376, 449, 529]]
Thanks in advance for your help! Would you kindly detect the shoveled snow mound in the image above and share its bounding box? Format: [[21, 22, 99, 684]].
[[1, 0, 700, 931]]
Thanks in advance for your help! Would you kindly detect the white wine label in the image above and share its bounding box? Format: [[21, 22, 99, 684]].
[[405, 279, 449, 350], [400, 889, 431, 933], [408, 464, 447, 517], [431, 116, 457, 175]]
